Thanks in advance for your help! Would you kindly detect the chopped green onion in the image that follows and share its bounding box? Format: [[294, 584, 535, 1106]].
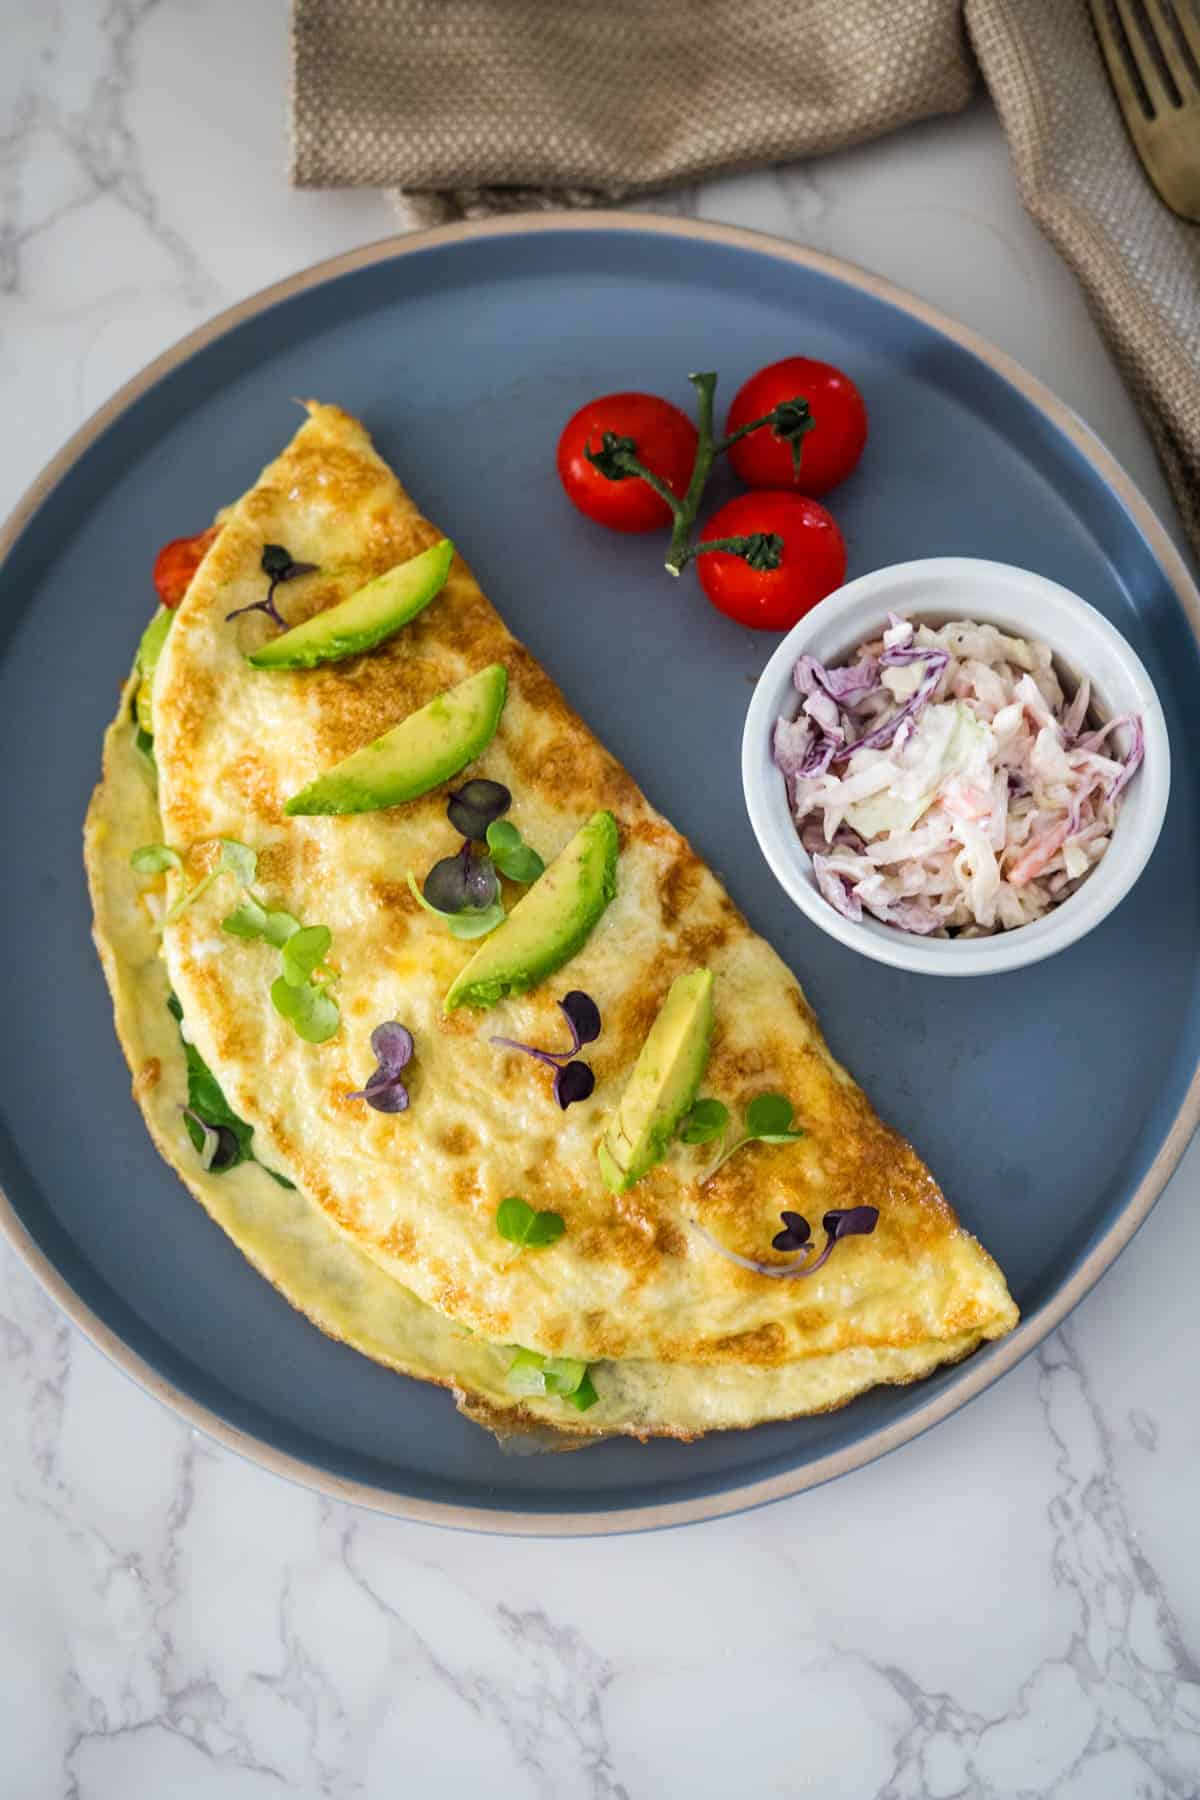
[[563, 1370, 599, 1412], [505, 1347, 548, 1397], [543, 1357, 587, 1397]]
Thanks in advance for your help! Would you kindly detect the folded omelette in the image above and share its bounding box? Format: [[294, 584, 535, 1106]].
[[85, 402, 1017, 1442]]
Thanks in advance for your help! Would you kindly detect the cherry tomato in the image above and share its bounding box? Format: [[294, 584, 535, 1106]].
[[153, 525, 221, 608], [557, 393, 699, 533], [696, 492, 846, 631], [726, 357, 867, 497]]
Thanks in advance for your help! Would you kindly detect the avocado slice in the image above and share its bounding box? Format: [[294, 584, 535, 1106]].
[[249, 538, 453, 671], [284, 662, 507, 817], [444, 810, 618, 1011], [134, 607, 173, 736], [598, 968, 714, 1194]]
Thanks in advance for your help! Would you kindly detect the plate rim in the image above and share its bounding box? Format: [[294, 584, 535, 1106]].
[[2, 209, 1197, 1536]]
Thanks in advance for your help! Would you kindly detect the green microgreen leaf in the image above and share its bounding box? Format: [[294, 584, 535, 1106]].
[[563, 1370, 599, 1412], [152, 836, 259, 927], [486, 819, 545, 885], [745, 1093, 795, 1137], [270, 974, 340, 1044], [130, 842, 181, 875], [218, 839, 257, 887], [679, 1098, 729, 1146], [280, 923, 332, 988], [221, 894, 268, 939], [405, 871, 505, 941], [496, 1195, 566, 1251], [702, 1094, 806, 1183], [163, 870, 217, 925], [262, 909, 301, 947]]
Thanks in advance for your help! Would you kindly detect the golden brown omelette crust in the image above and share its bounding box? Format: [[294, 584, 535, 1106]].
[[154, 403, 1018, 1370]]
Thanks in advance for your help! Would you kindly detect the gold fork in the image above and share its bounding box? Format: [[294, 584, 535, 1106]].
[[1089, 0, 1200, 220]]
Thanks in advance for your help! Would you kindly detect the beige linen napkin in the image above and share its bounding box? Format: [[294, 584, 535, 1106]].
[[291, 0, 1200, 556]]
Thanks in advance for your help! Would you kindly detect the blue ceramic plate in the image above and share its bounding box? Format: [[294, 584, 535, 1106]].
[[1, 216, 1197, 1535]]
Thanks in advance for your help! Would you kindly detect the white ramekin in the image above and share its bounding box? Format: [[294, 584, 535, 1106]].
[[741, 557, 1170, 976]]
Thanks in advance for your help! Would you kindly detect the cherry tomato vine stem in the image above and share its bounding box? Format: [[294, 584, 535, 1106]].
[[585, 371, 813, 577]]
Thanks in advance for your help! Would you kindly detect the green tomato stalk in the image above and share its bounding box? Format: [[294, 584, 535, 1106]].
[[585, 371, 813, 576]]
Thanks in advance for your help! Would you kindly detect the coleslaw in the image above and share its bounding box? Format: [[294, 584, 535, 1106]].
[[773, 615, 1145, 935]]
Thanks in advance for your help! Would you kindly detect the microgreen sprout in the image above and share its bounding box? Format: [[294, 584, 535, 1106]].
[[131, 837, 258, 926], [269, 976, 340, 1045], [495, 1196, 566, 1250], [692, 1204, 879, 1280], [677, 1098, 729, 1145], [486, 818, 545, 884], [679, 1091, 806, 1182], [447, 778, 511, 841], [269, 921, 339, 1044], [346, 1021, 414, 1113], [406, 868, 505, 941], [490, 991, 601, 1109], [225, 543, 318, 629], [216, 881, 340, 1043], [129, 843, 181, 875]]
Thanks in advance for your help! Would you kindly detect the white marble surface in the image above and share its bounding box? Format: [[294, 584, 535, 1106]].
[[4, 5, 1200, 1795]]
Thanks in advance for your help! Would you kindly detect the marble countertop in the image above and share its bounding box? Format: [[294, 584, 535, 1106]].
[[5, 6, 1200, 1796]]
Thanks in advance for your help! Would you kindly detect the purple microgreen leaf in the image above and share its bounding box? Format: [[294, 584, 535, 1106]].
[[447, 778, 511, 840], [423, 843, 500, 913], [823, 1206, 880, 1240], [347, 1020, 415, 1111], [370, 1022, 413, 1075], [346, 1075, 409, 1114], [490, 992, 602, 1101], [407, 872, 505, 940], [225, 594, 287, 627], [489, 1035, 563, 1071], [553, 1061, 595, 1109], [771, 1210, 812, 1252], [559, 990, 601, 1051], [227, 545, 317, 630]]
